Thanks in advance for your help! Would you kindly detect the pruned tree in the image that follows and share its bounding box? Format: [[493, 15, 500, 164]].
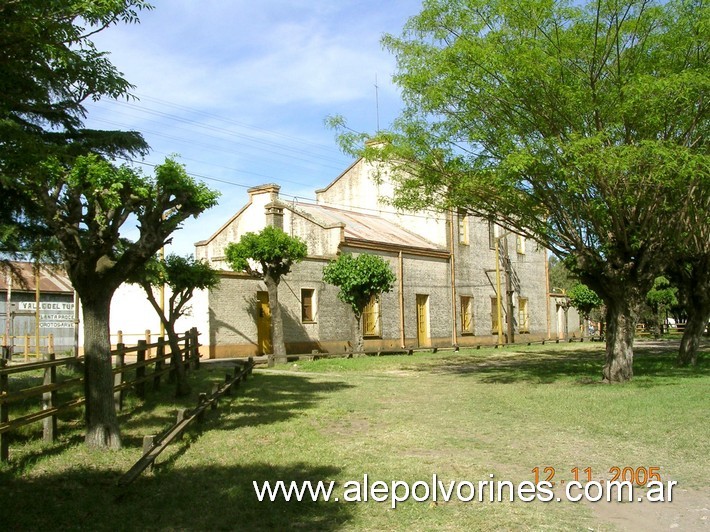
[[322, 253, 396, 352], [331, 0, 709, 382], [129, 254, 220, 396], [644, 276, 679, 337], [41, 155, 219, 448], [567, 282, 603, 336], [568, 283, 603, 322], [224, 226, 307, 365]]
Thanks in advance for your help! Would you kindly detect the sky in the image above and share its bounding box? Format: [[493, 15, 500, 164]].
[[83, 0, 425, 256]]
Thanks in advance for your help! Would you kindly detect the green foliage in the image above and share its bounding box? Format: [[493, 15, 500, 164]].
[[548, 255, 575, 293], [131, 254, 219, 301], [224, 226, 307, 281], [331, 0, 709, 379], [41, 154, 219, 291], [333, 0, 708, 295], [322, 253, 396, 317], [567, 283, 603, 319], [129, 252, 219, 378], [0, 0, 152, 258], [646, 276, 679, 311]]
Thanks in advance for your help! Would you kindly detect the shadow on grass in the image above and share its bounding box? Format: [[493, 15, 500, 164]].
[[212, 373, 355, 431], [116, 372, 353, 454], [3, 462, 351, 531], [405, 342, 708, 385]]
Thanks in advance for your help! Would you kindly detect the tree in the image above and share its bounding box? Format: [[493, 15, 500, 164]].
[[322, 253, 396, 352], [568, 283, 603, 322], [669, 191, 710, 366], [548, 255, 575, 294], [644, 276, 679, 337], [332, 0, 709, 382], [567, 282, 603, 336], [129, 254, 220, 396], [224, 227, 307, 365], [0, 0, 152, 256], [41, 155, 219, 448], [0, 0, 220, 448]]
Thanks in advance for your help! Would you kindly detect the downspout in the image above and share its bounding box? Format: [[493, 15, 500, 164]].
[[398, 251, 405, 348], [449, 210, 458, 347]]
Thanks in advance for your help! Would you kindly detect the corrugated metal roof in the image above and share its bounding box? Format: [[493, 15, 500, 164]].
[[0, 262, 73, 293], [294, 203, 444, 252]]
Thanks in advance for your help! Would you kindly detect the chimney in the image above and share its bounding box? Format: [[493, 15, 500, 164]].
[[265, 202, 284, 230]]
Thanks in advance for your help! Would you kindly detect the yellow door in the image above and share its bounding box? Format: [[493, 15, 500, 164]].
[[256, 291, 272, 354], [416, 294, 430, 347]]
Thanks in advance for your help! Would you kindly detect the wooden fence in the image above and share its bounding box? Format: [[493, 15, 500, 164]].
[[0, 328, 200, 462], [118, 357, 254, 486]]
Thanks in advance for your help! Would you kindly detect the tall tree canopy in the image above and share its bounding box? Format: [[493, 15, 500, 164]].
[[224, 226, 308, 365], [334, 0, 709, 382], [0, 0, 152, 256]]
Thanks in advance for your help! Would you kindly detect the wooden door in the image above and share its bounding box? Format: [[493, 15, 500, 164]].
[[416, 294, 430, 347], [256, 291, 272, 354]]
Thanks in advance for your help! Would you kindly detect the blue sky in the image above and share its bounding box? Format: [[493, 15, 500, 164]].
[[84, 0, 424, 255]]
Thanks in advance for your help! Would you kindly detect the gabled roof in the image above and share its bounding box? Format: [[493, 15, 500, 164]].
[[0, 262, 73, 293], [293, 202, 445, 254]]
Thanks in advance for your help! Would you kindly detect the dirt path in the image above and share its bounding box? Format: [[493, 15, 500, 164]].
[[586, 487, 709, 530]]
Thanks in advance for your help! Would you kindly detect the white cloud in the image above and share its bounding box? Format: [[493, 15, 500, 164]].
[[85, 0, 424, 255]]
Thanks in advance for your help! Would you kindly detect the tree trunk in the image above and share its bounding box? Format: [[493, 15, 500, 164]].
[[602, 300, 637, 383], [82, 295, 121, 449], [352, 312, 364, 353], [167, 328, 191, 396], [265, 273, 286, 364], [139, 283, 191, 396], [678, 309, 709, 366], [677, 265, 710, 367]]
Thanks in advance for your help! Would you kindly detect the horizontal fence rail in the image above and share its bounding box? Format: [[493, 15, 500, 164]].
[[118, 358, 254, 487], [0, 328, 200, 462]]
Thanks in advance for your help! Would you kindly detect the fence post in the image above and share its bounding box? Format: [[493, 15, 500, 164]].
[[190, 327, 200, 370], [143, 435, 155, 473], [197, 393, 207, 422], [2, 332, 9, 361], [176, 408, 189, 440], [136, 340, 146, 399], [145, 329, 152, 357], [182, 332, 190, 372], [114, 343, 125, 412], [42, 352, 57, 442], [154, 337, 164, 390], [0, 359, 8, 461], [24, 333, 30, 361], [48, 334, 54, 355]]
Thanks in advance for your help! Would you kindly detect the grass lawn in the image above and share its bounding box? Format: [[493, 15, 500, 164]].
[[1, 340, 708, 531]]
